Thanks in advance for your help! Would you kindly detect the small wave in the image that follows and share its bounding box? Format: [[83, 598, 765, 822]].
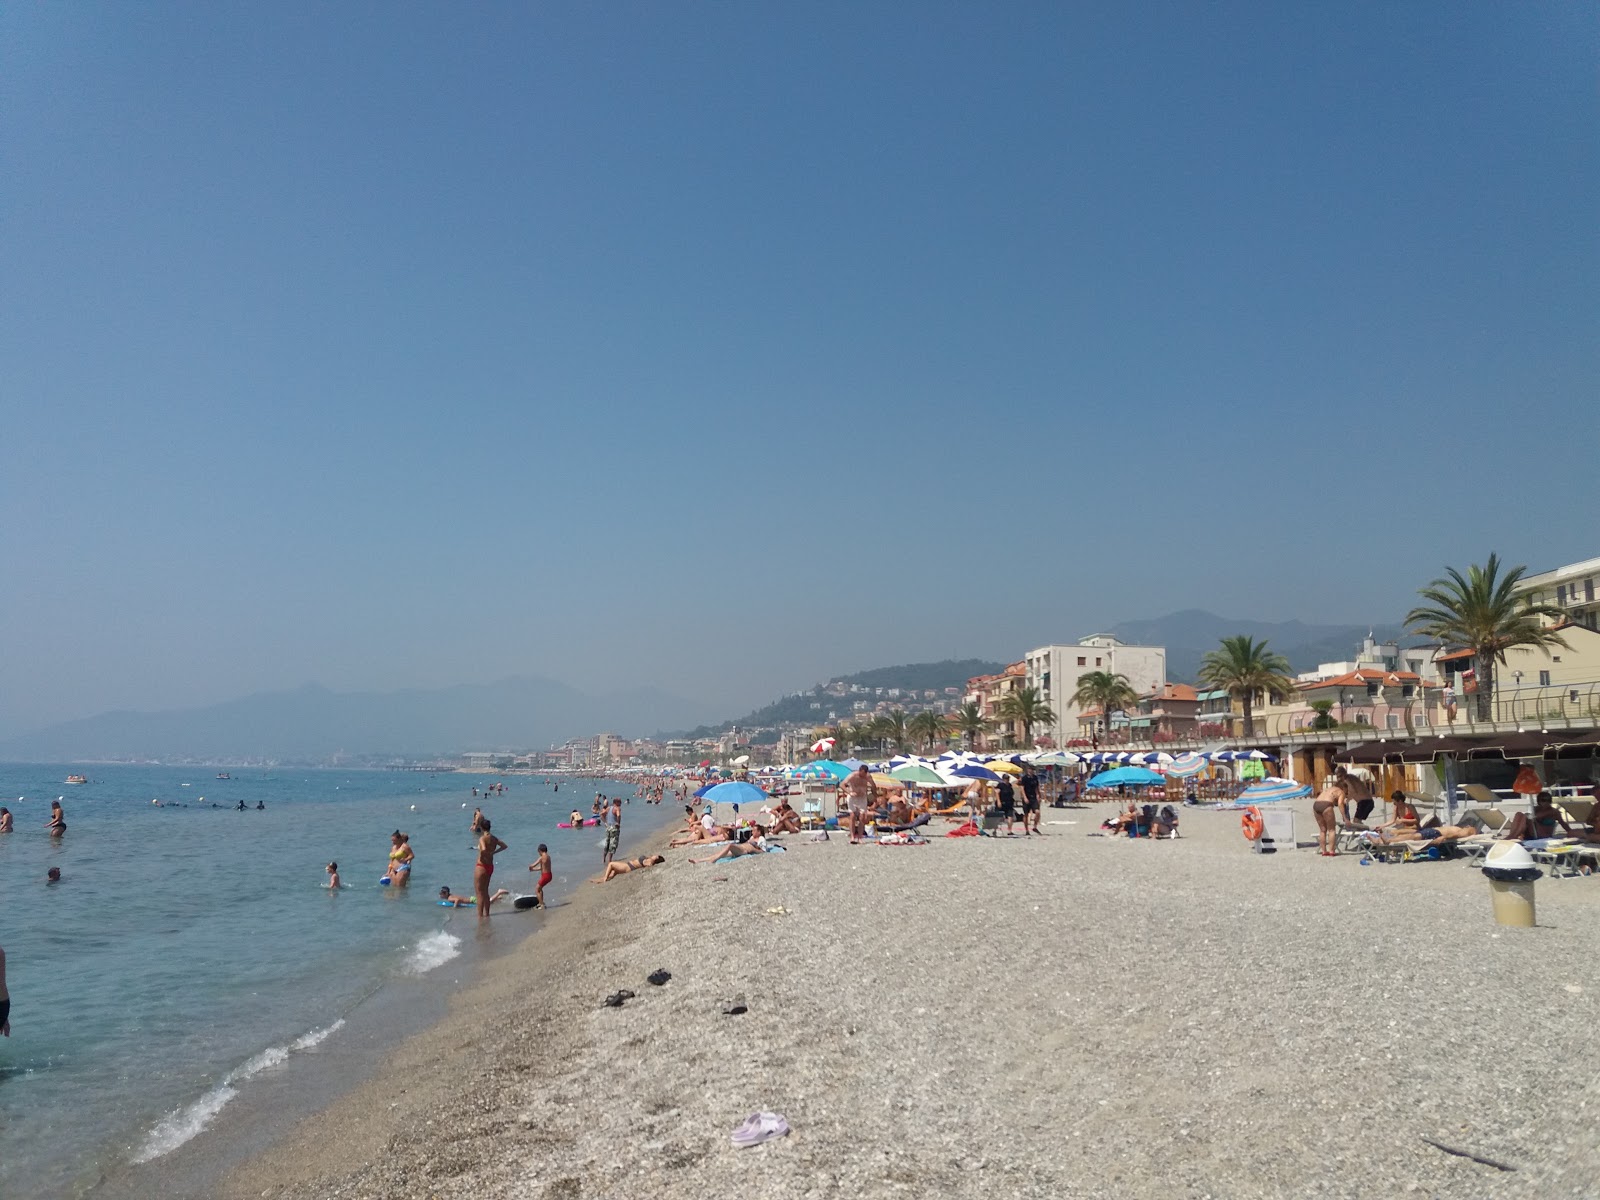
[[290, 1018, 345, 1050], [131, 1019, 346, 1163], [404, 931, 461, 975]]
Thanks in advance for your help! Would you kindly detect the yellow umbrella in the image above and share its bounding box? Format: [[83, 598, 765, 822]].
[[869, 773, 905, 790], [987, 761, 1022, 775]]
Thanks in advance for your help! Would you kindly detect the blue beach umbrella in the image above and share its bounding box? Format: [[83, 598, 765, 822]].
[[701, 780, 771, 808], [1085, 766, 1165, 788], [949, 763, 1002, 782], [1236, 777, 1310, 803]]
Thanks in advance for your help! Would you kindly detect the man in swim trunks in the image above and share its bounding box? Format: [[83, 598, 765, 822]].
[[529, 843, 553, 908], [839, 766, 877, 844], [592, 854, 665, 883]]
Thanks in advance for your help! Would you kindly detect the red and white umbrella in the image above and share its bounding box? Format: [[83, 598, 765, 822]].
[[810, 737, 836, 754]]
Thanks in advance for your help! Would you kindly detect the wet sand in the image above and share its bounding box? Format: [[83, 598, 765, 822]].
[[209, 803, 1599, 1199]]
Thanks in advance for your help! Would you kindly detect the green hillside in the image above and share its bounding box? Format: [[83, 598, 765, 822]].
[[681, 659, 1004, 737]]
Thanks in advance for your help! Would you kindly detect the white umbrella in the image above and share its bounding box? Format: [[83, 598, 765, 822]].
[[810, 737, 836, 754]]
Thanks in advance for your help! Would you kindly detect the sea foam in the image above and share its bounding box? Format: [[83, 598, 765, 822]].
[[131, 1020, 345, 1163], [404, 930, 462, 975]]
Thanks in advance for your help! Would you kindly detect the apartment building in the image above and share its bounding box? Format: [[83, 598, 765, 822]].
[[1024, 636, 1167, 750], [1522, 554, 1600, 633]]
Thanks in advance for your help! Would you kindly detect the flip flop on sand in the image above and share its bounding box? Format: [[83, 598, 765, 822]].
[[646, 969, 672, 987], [721, 997, 748, 1016], [731, 1111, 788, 1147]]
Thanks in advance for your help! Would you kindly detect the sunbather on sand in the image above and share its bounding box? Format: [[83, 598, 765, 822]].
[[768, 801, 801, 834], [592, 854, 665, 883], [689, 839, 768, 864], [1368, 792, 1420, 840]]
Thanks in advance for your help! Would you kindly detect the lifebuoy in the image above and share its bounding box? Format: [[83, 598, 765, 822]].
[[1241, 806, 1264, 841]]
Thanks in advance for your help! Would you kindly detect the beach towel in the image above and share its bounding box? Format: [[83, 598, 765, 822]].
[[946, 821, 980, 838]]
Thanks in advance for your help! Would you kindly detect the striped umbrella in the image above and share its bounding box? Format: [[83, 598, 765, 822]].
[[1166, 752, 1209, 779], [810, 737, 836, 755], [1237, 777, 1310, 803]]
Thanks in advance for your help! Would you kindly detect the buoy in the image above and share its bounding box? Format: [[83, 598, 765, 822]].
[[410, 804, 417, 811]]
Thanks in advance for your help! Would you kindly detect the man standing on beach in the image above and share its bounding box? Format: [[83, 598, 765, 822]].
[[997, 774, 1017, 835], [840, 766, 878, 844], [603, 798, 622, 864], [1019, 767, 1043, 836]]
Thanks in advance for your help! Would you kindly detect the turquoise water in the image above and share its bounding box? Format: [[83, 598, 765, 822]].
[[0, 764, 658, 1199]]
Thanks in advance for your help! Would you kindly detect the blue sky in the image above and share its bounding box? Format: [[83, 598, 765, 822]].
[[2, 3, 1595, 734]]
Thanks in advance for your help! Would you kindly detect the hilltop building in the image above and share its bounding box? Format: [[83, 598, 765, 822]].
[[1521, 555, 1600, 633]]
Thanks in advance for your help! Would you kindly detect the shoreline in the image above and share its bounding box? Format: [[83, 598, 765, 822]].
[[97, 801, 680, 1200], [193, 802, 1599, 1198]]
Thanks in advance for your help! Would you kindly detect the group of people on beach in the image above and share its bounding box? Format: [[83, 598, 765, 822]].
[[1309, 769, 1600, 858], [366, 808, 555, 918]]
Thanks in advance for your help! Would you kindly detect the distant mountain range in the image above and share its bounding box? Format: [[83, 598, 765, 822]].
[[1106, 610, 1414, 683], [0, 678, 714, 764], [0, 613, 1415, 763]]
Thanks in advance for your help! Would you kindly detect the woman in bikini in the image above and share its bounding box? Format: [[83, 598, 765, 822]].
[[384, 830, 414, 888], [592, 854, 665, 883], [1504, 791, 1577, 844], [474, 819, 508, 918], [1312, 772, 1348, 856], [47, 800, 66, 838]]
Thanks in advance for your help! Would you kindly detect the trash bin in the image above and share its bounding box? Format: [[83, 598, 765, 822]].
[[1482, 842, 1542, 927]]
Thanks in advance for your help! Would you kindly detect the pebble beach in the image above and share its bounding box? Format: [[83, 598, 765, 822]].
[[202, 801, 1598, 1200]]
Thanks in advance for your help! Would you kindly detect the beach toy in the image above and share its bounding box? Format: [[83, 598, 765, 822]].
[[379, 876, 391, 886]]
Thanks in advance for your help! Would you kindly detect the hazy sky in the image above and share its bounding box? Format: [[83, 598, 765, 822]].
[[3, 3, 1595, 735]]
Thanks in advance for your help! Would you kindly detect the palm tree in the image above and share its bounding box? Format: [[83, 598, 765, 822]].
[[1405, 554, 1568, 722], [1070, 671, 1140, 744], [995, 685, 1056, 748], [879, 709, 909, 753], [907, 709, 945, 752], [949, 701, 987, 749], [1197, 636, 1293, 738]]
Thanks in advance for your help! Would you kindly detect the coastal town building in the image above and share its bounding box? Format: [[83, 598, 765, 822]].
[[965, 662, 1026, 750], [1521, 554, 1600, 633], [1024, 636, 1167, 750]]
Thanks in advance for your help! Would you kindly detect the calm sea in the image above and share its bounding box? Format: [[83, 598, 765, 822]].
[[0, 763, 664, 1199]]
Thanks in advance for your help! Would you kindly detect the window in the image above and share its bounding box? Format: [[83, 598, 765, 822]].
[[1386, 714, 1399, 729], [1539, 670, 1551, 686], [1077, 657, 1086, 667], [1557, 585, 1567, 605], [1402, 685, 1414, 698], [1095, 658, 1102, 667], [1366, 683, 1379, 698], [1585, 577, 1595, 601]]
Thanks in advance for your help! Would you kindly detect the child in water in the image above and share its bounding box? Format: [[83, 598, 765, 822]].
[[529, 844, 552, 908]]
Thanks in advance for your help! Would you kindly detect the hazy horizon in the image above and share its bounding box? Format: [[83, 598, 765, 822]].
[[4, 5, 1594, 738]]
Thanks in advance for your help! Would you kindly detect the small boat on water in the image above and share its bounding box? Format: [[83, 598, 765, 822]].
[[216, 773, 231, 780], [65, 775, 88, 785]]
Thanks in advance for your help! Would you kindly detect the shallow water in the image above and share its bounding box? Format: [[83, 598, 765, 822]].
[[0, 764, 659, 1198]]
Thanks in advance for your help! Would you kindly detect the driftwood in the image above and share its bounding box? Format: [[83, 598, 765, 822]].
[[1420, 1136, 1517, 1172]]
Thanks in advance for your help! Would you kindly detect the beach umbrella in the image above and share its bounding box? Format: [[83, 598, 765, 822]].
[[1215, 750, 1276, 762], [692, 783, 717, 798], [869, 773, 904, 791], [790, 759, 850, 780], [731, 754, 750, 766], [949, 762, 1003, 782], [1166, 752, 1209, 779], [889, 762, 948, 786], [1084, 766, 1165, 788], [701, 781, 770, 809], [987, 760, 1022, 775], [1030, 750, 1082, 766], [1236, 777, 1310, 803], [810, 737, 836, 755]]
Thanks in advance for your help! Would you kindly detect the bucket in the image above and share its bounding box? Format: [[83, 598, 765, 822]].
[[1487, 878, 1536, 927]]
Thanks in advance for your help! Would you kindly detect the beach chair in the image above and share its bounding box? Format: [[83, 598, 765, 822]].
[[1454, 808, 1510, 865], [800, 801, 823, 829], [1458, 783, 1499, 808]]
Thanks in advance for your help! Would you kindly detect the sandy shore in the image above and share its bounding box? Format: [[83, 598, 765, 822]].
[[213, 801, 1599, 1199]]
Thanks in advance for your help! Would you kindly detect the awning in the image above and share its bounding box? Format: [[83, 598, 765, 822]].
[[1338, 731, 1600, 765]]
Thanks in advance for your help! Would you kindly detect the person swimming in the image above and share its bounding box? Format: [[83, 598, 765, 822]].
[[438, 885, 509, 908], [326, 862, 342, 890]]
